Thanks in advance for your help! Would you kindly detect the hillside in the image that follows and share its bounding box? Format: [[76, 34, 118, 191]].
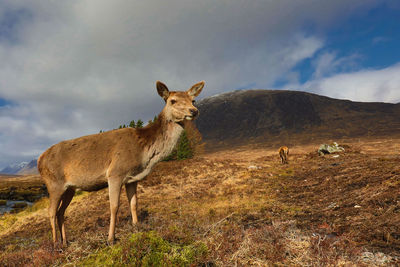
[[195, 90, 400, 145], [0, 138, 399, 265]]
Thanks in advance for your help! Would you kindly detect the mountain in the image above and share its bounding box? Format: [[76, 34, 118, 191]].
[[0, 159, 38, 175], [195, 89, 400, 145], [0, 162, 28, 175], [17, 159, 38, 175]]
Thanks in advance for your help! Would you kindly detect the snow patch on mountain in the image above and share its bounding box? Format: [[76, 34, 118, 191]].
[[0, 159, 38, 175]]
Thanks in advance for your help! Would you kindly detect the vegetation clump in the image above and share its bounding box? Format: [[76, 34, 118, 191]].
[[164, 121, 204, 161], [82, 231, 208, 266]]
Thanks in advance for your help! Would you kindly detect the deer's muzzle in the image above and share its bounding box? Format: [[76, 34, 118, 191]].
[[190, 109, 198, 117]]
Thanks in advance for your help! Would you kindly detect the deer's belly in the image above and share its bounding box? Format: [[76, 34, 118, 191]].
[[66, 174, 108, 191]]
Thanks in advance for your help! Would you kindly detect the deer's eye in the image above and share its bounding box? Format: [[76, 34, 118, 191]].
[[170, 99, 177, 104]]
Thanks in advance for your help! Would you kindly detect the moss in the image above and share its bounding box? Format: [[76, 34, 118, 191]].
[[0, 215, 18, 232], [278, 167, 295, 178], [0, 197, 50, 234], [25, 198, 48, 213], [81, 231, 208, 267], [74, 189, 84, 196]]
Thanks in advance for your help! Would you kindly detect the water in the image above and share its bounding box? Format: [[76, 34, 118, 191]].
[[0, 200, 33, 215]]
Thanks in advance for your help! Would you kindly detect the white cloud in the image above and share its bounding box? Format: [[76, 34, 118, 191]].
[[372, 36, 390, 45], [312, 52, 362, 79], [0, 0, 384, 167], [302, 63, 400, 103]]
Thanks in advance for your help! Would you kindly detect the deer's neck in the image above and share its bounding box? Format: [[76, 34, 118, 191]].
[[138, 111, 183, 167], [124, 112, 183, 183]]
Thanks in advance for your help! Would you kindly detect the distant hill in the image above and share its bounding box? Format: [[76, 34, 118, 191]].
[[0, 162, 29, 175], [0, 159, 38, 175], [195, 89, 400, 145], [17, 159, 38, 175]]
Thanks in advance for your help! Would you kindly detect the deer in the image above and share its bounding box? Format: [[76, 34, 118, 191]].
[[278, 146, 289, 164], [37, 81, 204, 246]]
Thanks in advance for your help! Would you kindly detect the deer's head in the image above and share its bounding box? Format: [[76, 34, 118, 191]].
[[157, 81, 204, 123]]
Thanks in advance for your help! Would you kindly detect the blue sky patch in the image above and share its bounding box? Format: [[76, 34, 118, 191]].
[[275, 3, 400, 87], [0, 98, 12, 107]]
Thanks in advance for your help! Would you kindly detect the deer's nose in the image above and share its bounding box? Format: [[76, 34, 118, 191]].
[[190, 109, 198, 117]]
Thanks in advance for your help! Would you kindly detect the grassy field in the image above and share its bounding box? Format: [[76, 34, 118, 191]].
[[0, 137, 399, 266]]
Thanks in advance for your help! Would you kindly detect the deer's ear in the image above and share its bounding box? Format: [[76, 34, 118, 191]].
[[156, 81, 170, 101], [187, 81, 204, 97]]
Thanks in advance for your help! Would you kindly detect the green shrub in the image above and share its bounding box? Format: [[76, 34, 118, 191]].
[[164, 122, 204, 161], [163, 130, 192, 161], [177, 130, 193, 160], [81, 231, 208, 267]]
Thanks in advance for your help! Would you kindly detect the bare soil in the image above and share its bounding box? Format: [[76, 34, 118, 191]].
[[0, 137, 399, 266]]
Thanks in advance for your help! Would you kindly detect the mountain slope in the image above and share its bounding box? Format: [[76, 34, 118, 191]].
[[17, 159, 38, 175], [195, 89, 400, 144], [0, 162, 29, 175], [0, 159, 38, 175]]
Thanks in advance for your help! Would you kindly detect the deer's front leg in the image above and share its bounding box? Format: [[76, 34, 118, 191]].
[[107, 179, 122, 245], [125, 182, 138, 225]]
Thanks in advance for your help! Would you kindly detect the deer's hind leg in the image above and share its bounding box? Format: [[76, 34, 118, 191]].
[[48, 185, 65, 244], [57, 187, 75, 246]]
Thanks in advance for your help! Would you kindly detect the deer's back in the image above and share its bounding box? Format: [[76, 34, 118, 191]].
[[279, 146, 289, 155], [38, 128, 143, 190]]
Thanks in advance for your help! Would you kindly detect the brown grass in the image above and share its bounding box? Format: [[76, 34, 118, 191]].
[[0, 137, 399, 266]]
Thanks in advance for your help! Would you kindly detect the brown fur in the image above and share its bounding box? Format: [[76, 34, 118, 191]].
[[279, 146, 289, 164], [38, 81, 204, 246]]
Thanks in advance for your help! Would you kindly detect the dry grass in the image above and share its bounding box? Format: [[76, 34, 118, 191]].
[[0, 137, 399, 266]]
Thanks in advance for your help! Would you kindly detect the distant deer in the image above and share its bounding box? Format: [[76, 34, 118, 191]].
[[279, 146, 289, 164], [38, 81, 204, 246]]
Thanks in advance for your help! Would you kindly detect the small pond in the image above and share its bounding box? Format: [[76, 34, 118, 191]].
[[0, 200, 33, 215]]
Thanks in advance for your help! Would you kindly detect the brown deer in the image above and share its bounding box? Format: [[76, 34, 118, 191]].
[[278, 146, 289, 164], [38, 81, 204, 246]]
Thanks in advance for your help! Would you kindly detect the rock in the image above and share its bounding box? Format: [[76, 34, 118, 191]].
[[318, 142, 345, 155], [360, 251, 394, 265], [328, 202, 339, 209], [248, 165, 261, 170]]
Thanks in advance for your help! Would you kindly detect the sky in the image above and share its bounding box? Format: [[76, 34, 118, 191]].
[[0, 0, 399, 168]]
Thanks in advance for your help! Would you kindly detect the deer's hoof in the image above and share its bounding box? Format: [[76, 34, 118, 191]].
[[107, 237, 119, 246]]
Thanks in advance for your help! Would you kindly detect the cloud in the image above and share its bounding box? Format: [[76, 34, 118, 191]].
[[372, 36, 390, 45], [302, 63, 400, 103], [0, 0, 385, 167], [311, 52, 362, 79]]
